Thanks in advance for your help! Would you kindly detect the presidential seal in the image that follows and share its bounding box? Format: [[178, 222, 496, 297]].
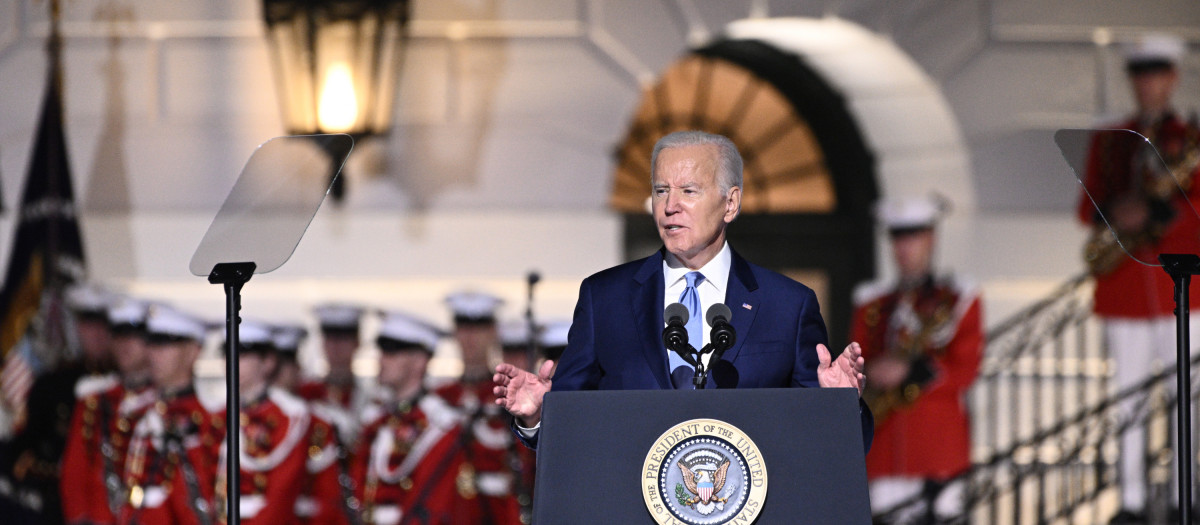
[[641, 419, 768, 524]]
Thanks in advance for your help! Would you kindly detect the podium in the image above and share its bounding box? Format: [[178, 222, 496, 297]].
[[532, 388, 871, 524]]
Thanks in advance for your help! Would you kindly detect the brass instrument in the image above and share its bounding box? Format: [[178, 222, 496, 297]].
[[862, 290, 955, 426]]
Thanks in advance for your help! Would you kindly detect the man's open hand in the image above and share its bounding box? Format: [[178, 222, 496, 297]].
[[493, 360, 554, 427], [817, 342, 865, 396]]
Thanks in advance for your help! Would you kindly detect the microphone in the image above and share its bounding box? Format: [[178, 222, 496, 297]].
[[527, 271, 541, 287], [662, 303, 693, 362], [706, 303, 736, 355]]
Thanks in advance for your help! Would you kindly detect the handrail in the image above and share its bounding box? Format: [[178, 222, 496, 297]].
[[872, 273, 1192, 523]]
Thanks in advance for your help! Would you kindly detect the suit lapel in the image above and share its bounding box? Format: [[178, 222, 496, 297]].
[[632, 250, 671, 389], [720, 249, 759, 366]]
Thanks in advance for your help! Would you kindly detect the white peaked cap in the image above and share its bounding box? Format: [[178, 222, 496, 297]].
[[1124, 33, 1186, 66], [876, 195, 948, 231], [238, 320, 273, 346], [537, 320, 572, 348], [146, 305, 207, 342], [498, 320, 532, 347], [445, 290, 504, 322], [272, 324, 307, 352], [107, 296, 151, 326], [66, 283, 113, 314], [378, 311, 441, 350], [313, 303, 364, 330]]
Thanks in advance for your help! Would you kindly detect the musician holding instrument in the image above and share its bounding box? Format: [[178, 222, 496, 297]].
[[1075, 33, 1200, 524], [852, 196, 983, 524]]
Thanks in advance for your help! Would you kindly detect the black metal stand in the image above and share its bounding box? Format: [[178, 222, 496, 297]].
[[1160, 253, 1199, 525], [524, 271, 540, 372], [208, 261, 255, 525]]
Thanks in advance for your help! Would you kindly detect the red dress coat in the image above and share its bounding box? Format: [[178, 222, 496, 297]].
[[296, 415, 351, 525], [1076, 114, 1200, 318], [212, 388, 311, 525], [115, 387, 223, 525], [60, 381, 155, 525], [852, 277, 983, 480], [352, 387, 520, 525]]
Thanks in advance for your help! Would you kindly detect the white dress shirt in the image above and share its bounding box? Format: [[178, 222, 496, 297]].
[[663, 242, 732, 369]]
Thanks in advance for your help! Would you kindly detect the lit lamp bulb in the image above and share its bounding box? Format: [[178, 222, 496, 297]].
[[317, 62, 359, 133]]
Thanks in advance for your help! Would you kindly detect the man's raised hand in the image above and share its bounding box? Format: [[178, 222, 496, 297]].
[[816, 342, 865, 396], [493, 360, 554, 427]]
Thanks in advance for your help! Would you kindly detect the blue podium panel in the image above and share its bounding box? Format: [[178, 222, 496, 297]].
[[533, 388, 870, 524]]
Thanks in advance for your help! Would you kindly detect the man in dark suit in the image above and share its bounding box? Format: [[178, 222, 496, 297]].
[[493, 130, 869, 448]]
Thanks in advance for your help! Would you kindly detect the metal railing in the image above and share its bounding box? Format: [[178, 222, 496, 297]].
[[875, 274, 1197, 524]]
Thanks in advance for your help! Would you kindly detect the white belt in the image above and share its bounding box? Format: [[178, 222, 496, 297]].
[[477, 471, 512, 496], [373, 504, 403, 525], [240, 494, 265, 518], [141, 486, 168, 509], [294, 495, 318, 518]]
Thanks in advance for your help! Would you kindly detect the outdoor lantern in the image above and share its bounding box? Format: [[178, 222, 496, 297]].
[[262, 0, 411, 199]]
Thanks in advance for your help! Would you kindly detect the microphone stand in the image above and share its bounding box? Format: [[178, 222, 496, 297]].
[[524, 271, 540, 372]]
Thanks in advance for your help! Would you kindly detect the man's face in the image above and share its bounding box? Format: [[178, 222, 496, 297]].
[[1130, 68, 1178, 114], [273, 359, 300, 393], [378, 350, 429, 393], [891, 229, 935, 281], [112, 334, 149, 381], [76, 317, 113, 363], [322, 332, 358, 373], [238, 352, 274, 394], [147, 340, 199, 391], [455, 323, 497, 374], [652, 144, 741, 269]]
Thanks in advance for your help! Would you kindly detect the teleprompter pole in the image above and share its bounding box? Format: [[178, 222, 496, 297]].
[[1159, 253, 1200, 525], [208, 261, 256, 525]]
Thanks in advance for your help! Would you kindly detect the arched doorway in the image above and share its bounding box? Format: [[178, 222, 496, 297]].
[[611, 18, 973, 347]]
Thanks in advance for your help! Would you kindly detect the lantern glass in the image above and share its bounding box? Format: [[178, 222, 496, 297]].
[[263, 0, 409, 137]]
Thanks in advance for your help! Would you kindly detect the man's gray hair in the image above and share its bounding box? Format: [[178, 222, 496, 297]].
[[650, 130, 744, 195]]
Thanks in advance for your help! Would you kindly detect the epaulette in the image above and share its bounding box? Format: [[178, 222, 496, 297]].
[[75, 374, 118, 398], [360, 403, 385, 426], [419, 393, 466, 430], [268, 387, 309, 418], [852, 280, 893, 307]]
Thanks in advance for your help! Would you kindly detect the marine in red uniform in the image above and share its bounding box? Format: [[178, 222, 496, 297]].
[[299, 304, 367, 448], [208, 320, 311, 525], [355, 311, 471, 525], [269, 323, 354, 525], [1074, 33, 1200, 523], [852, 196, 982, 524], [442, 292, 522, 524], [116, 306, 222, 525], [61, 296, 156, 525]]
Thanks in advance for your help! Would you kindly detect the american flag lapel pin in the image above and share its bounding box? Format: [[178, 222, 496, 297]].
[[742, 303, 753, 310]]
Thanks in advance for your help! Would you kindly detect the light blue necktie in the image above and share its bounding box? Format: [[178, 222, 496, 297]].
[[670, 271, 705, 388]]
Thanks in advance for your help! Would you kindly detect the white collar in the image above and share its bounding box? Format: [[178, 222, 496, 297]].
[[663, 242, 731, 294]]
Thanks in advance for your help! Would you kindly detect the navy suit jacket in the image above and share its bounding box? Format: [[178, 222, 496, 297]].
[[523, 248, 872, 449]]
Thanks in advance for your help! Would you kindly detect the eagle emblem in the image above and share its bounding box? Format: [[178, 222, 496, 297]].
[[641, 419, 766, 525], [676, 448, 733, 515]]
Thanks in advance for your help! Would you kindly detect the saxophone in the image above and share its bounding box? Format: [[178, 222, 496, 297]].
[[862, 290, 955, 425]]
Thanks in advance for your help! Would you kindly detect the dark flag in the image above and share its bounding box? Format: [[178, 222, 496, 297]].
[[0, 26, 85, 378]]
